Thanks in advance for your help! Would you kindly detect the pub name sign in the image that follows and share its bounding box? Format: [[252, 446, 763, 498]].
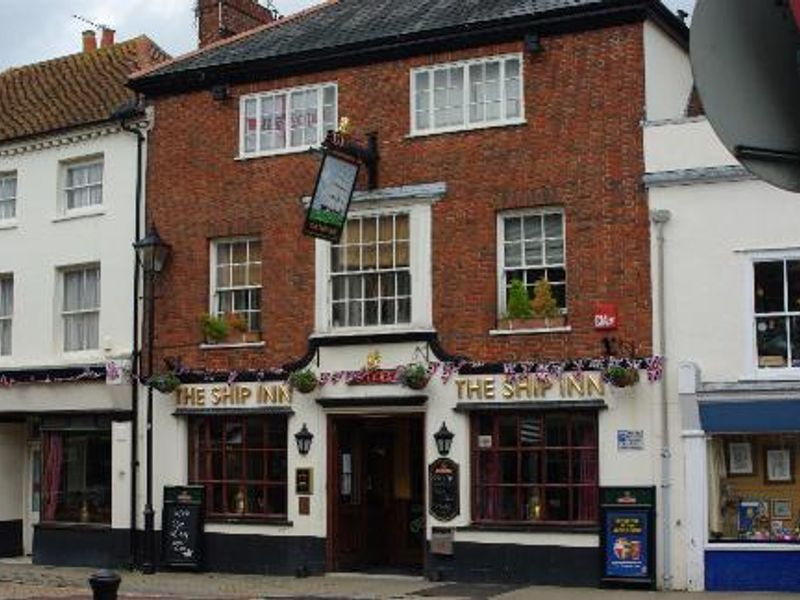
[[175, 383, 292, 408], [455, 373, 605, 401]]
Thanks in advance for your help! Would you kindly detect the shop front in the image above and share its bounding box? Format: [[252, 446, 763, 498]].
[[161, 336, 662, 585]]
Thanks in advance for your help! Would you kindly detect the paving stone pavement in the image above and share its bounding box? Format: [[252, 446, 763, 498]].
[[0, 562, 797, 600]]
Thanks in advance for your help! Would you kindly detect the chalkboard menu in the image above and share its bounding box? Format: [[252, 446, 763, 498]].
[[429, 458, 459, 522], [161, 486, 204, 570]]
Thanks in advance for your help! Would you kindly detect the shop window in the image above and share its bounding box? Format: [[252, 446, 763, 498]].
[[471, 412, 598, 525], [240, 82, 337, 157], [189, 415, 287, 520], [411, 54, 523, 136], [754, 259, 800, 369], [41, 430, 112, 524], [497, 209, 566, 319], [709, 434, 800, 542], [0, 274, 11, 356], [211, 238, 262, 333], [0, 172, 16, 221], [61, 265, 100, 352], [62, 158, 103, 212]]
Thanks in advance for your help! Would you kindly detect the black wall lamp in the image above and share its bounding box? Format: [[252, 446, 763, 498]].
[[525, 32, 543, 53], [295, 423, 314, 455], [434, 422, 454, 456]]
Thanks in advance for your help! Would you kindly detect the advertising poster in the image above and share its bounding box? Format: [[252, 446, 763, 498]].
[[303, 152, 360, 242], [605, 510, 649, 579]]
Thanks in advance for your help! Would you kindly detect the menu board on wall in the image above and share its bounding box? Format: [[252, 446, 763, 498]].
[[161, 486, 204, 570], [429, 458, 459, 522], [605, 510, 649, 579]]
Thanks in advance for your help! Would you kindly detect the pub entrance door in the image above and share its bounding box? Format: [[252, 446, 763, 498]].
[[329, 415, 425, 573]]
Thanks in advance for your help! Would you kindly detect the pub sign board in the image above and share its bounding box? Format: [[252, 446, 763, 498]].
[[161, 485, 205, 571], [599, 486, 656, 590], [429, 458, 460, 522], [303, 151, 360, 243]]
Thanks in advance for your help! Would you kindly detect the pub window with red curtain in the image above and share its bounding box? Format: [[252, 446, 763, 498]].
[[189, 415, 288, 520], [472, 412, 598, 525]]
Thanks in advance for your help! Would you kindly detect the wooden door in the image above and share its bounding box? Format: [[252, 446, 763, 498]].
[[330, 419, 366, 570]]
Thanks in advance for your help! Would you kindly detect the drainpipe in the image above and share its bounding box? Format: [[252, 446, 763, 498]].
[[650, 208, 672, 589], [114, 102, 147, 569]]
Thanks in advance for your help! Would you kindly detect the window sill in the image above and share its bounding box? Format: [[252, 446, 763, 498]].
[[489, 326, 572, 336], [199, 341, 266, 350], [406, 119, 527, 140], [236, 145, 320, 161], [0, 220, 18, 230], [205, 516, 292, 526], [459, 523, 599, 534], [53, 208, 106, 223]]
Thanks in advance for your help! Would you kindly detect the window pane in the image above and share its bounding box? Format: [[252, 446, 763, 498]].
[[505, 217, 522, 242], [754, 261, 785, 313], [544, 213, 563, 238], [757, 316, 788, 368], [788, 261, 800, 313]]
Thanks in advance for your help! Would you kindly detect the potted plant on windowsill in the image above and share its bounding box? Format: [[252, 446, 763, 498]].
[[499, 279, 535, 330], [529, 277, 565, 329], [224, 312, 260, 344], [288, 369, 318, 394], [603, 364, 640, 388], [201, 313, 228, 344], [397, 362, 430, 390]]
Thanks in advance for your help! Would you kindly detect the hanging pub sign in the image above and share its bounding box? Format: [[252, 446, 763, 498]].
[[303, 151, 360, 243]]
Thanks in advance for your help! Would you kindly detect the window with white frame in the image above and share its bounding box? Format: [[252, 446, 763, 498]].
[[330, 213, 412, 328], [0, 275, 12, 356], [241, 83, 337, 156], [0, 173, 16, 221], [63, 159, 103, 211], [754, 259, 800, 369], [62, 266, 100, 352], [212, 239, 262, 332], [498, 209, 566, 315], [412, 54, 523, 135]]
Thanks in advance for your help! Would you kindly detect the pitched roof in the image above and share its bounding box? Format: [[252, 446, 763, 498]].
[[132, 0, 687, 94], [0, 36, 169, 144]]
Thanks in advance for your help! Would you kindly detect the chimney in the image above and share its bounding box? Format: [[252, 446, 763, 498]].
[[100, 27, 116, 48], [196, 0, 275, 49], [82, 29, 97, 53]]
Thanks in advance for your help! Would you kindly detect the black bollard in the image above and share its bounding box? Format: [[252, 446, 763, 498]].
[[88, 570, 121, 600]]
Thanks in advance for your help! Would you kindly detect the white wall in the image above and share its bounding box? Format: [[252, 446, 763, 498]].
[[0, 124, 139, 368], [644, 21, 693, 122], [0, 423, 25, 522]]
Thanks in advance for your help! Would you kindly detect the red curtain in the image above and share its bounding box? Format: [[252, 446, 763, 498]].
[[43, 433, 63, 521]]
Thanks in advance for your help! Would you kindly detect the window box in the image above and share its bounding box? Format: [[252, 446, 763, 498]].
[[497, 315, 568, 332]]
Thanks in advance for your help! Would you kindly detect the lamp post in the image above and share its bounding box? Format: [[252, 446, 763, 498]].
[[133, 225, 170, 575]]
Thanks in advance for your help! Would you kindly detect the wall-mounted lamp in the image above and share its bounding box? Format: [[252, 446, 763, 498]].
[[524, 33, 543, 53], [295, 423, 314, 455], [211, 84, 229, 101], [434, 422, 454, 457]]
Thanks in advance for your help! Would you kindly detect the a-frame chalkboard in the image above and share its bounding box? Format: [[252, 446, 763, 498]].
[[161, 486, 205, 570]]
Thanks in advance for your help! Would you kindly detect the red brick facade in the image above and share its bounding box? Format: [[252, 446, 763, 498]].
[[145, 23, 650, 373]]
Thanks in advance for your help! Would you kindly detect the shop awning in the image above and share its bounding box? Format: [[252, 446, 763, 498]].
[[699, 399, 800, 433]]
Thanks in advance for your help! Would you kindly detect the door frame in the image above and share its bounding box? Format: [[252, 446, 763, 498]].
[[23, 440, 41, 556]]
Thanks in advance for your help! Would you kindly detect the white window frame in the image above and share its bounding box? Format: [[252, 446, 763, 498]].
[[209, 237, 263, 333], [0, 274, 12, 357], [410, 53, 525, 137], [744, 249, 800, 379], [0, 172, 17, 223], [314, 202, 433, 335], [61, 157, 104, 215], [239, 82, 338, 159], [60, 265, 101, 354], [496, 207, 567, 319]]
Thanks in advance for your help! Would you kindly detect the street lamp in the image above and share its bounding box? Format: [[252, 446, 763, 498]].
[[133, 225, 170, 575], [434, 422, 454, 457]]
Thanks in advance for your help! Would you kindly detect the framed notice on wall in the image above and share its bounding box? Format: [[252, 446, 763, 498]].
[[303, 152, 360, 243]]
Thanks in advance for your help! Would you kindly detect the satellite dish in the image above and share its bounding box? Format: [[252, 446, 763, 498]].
[[691, 0, 800, 192]]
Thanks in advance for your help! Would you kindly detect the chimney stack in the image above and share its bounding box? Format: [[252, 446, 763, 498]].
[[82, 29, 97, 53], [196, 0, 276, 48], [100, 27, 116, 48]]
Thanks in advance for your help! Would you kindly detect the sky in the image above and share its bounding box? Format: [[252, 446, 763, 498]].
[[0, 0, 696, 71]]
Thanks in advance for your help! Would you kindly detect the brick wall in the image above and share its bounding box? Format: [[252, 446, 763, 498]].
[[146, 23, 650, 373], [196, 0, 273, 48]]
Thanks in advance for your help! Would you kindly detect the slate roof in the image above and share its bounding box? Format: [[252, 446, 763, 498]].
[[132, 0, 685, 92], [0, 36, 169, 144]]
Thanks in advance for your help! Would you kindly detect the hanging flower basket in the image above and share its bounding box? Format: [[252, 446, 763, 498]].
[[604, 365, 640, 388], [147, 372, 181, 394], [397, 363, 430, 390], [288, 369, 318, 394]]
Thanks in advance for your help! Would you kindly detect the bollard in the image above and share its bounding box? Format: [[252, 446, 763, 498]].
[[88, 569, 121, 600]]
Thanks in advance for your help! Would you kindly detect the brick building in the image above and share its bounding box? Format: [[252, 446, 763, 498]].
[[130, 0, 691, 587]]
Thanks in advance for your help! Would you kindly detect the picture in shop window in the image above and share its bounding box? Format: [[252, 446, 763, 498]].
[[709, 435, 800, 542], [754, 259, 800, 368], [472, 412, 598, 524]]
